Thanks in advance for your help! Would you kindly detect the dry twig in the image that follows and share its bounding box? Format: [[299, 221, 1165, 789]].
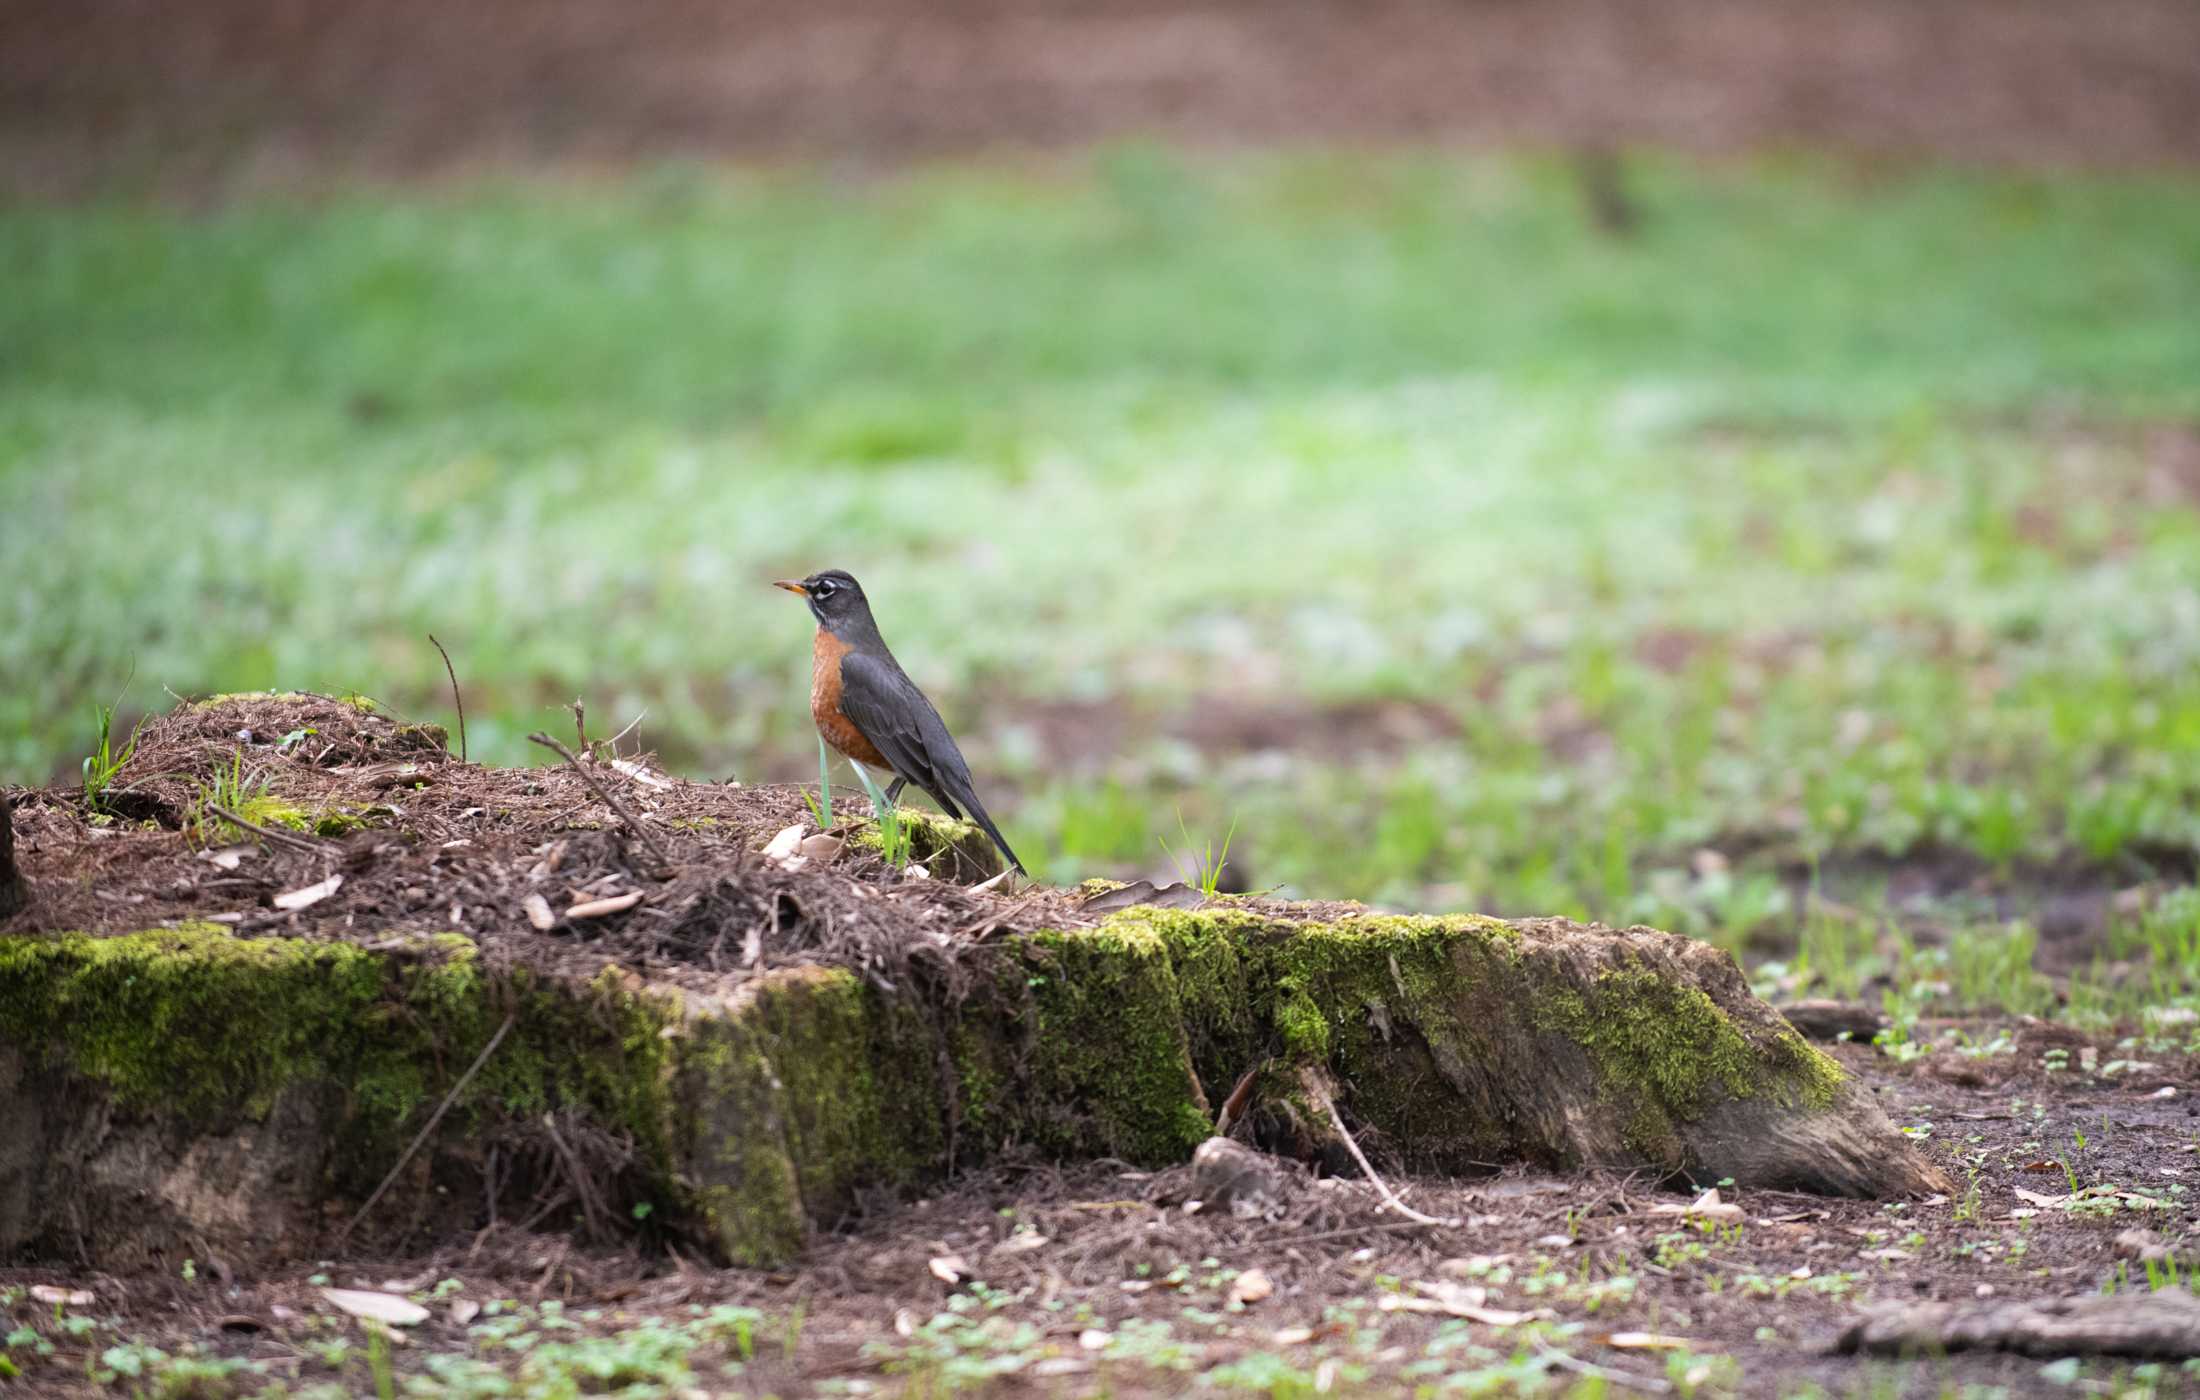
[[1314, 1077, 1459, 1228], [342, 1013, 516, 1242], [204, 802, 329, 857], [527, 731, 673, 868], [428, 634, 468, 762]]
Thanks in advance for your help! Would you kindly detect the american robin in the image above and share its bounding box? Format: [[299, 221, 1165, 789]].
[[775, 570, 1026, 876]]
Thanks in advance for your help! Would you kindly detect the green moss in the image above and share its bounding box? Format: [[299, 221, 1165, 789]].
[[1271, 980, 1331, 1060], [1531, 964, 1841, 1123], [221, 795, 374, 838], [0, 926, 684, 1183], [0, 924, 394, 1118], [847, 808, 1002, 877], [1011, 923, 1214, 1161]]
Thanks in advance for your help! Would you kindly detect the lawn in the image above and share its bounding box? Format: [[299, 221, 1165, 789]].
[[6, 150, 2200, 943]]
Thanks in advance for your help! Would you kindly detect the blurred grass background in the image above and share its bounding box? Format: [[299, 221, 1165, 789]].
[[7, 151, 2199, 955]]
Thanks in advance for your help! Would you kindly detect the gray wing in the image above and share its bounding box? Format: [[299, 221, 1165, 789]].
[[837, 652, 971, 819]]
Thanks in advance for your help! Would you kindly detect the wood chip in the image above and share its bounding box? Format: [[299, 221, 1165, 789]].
[[763, 824, 805, 865], [929, 1254, 969, 1284], [449, 1298, 481, 1326], [1650, 1188, 1743, 1222], [609, 759, 673, 790], [1603, 1332, 1695, 1350], [566, 891, 643, 920], [521, 893, 556, 931], [30, 1285, 94, 1307], [320, 1288, 429, 1327], [273, 873, 343, 911], [1229, 1269, 1274, 1306]]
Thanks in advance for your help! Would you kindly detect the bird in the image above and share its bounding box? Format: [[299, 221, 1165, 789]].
[[775, 569, 1025, 876]]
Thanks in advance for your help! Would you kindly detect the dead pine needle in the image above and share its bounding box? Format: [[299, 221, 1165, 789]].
[[428, 634, 468, 763], [527, 731, 674, 869]]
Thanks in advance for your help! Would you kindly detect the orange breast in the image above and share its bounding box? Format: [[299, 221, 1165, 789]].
[[811, 628, 890, 769]]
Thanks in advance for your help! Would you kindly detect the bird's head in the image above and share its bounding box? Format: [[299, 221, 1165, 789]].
[[773, 569, 872, 634]]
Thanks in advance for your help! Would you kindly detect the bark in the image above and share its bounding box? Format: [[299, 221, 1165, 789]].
[[0, 793, 27, 920], [1838, 1293, 2200, 1360]]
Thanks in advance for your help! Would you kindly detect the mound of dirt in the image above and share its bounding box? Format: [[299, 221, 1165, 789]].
[[1, 694, 1944, 1276], [5, 691, 1077, 991]]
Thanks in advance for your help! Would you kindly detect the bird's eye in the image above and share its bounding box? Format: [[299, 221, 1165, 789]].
[[812, 579, 836, 597]]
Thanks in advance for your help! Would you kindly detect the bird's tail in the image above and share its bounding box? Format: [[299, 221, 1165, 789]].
[[958, 791, 1026, 876]]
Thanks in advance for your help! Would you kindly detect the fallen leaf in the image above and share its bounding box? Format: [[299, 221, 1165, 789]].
[[1118, 1280, 1153, 1293], [1649, 1187, 1742, 1223], [929, 1255, 969, 1285], [798, 833, 845, 865], [894, 1308, 918, 1337], [2013, 1187, 2068, 1208], [969, 868, 1014, 894], [1078, 1328, 1112, 1350], [273, 873, 343, 911], [320, 1288, 429, 1327], [609, 759, 672, 790], [763, 824, 805, 865], [991, 1231, 1050, 1256], [1603, 1332, 1695, 1350], [29, 1285, 94, 1307], [521, 893, 556, 931], [2022, 1160, 2062, 1172], [1272, 1325, 1315, 1346], [902, 863, 930, 881], [566, 891, 643, 920], [449, 1299, 481, 1326], [1533, 1233, 1575, 1249], [528, 841, 569, 882], [200, 845, 253, 870], [1229, 1269, 1274, 1306]]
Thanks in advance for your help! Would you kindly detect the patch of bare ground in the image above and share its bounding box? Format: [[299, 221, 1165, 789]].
[[3, 1032, 2198, 1395], [6, 0, 2200, 200]]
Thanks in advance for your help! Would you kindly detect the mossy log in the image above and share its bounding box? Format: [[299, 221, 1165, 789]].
[[0, 910, 1945, 1269]]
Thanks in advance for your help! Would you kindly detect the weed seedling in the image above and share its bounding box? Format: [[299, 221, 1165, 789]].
[[805, 734, 835, 830], [1161, 809, 1238, 897], [80, 698, 141, 815]]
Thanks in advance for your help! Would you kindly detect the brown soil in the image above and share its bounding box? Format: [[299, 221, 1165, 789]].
[[3, 1031, 2196, 1395], [6, 0, 2200, 199], [1, 692, 1116, 993]]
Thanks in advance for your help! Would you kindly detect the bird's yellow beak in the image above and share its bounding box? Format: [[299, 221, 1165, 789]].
[[772, 579, 808, 596]]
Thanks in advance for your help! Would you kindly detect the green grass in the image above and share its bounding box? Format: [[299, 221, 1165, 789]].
[[6, 150, 2200, 928]]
